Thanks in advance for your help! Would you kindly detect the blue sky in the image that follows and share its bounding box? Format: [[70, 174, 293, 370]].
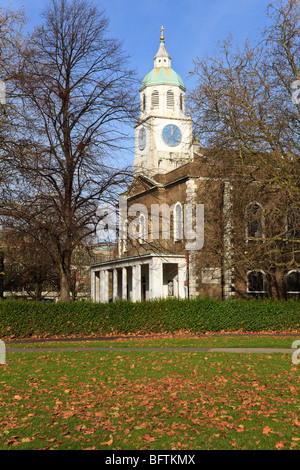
[[4, 0, 272, 87], [3, 0, 273, 164]]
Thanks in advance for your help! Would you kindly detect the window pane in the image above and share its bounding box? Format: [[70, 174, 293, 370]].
[[248, 271, 264, 292], [167, 90, 174, 108], [287, 209, 300, 239], [286, 271, 300, 293], [246, 203, 263, 238], [151, 91, 159, 108]]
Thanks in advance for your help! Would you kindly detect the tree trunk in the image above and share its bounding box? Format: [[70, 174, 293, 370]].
[[36, 282, 43, 301], [60, 252, 72, 302]]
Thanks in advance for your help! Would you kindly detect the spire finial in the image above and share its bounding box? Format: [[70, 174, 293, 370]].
[[160, 25, 164, 41]]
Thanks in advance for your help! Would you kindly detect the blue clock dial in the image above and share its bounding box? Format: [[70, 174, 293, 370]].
[[162, 124, 182, 147]]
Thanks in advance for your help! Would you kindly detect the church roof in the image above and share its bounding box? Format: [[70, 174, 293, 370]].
[[140, 26, 186, 91], [140, 67, 185, 91]]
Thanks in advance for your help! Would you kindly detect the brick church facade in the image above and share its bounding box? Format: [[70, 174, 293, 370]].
[[90, 29, 300, 302]]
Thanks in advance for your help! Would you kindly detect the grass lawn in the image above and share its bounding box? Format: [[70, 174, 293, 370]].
[[5, 334, 299, 349], [0, 337, 299, 450]]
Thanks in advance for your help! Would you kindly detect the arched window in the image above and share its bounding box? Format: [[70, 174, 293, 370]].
[[151, 90, 159, 108], [286, 208, 300, 239], [167, 90, 175, 108], [286, 270, 300, 294], [174, 202, 183, 241], [139, 214, 147, 243], [247, 270, 266, 294], [246, 202, 264, 240]]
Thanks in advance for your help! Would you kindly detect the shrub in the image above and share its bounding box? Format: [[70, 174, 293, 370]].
[[0, 297, 299, 338]]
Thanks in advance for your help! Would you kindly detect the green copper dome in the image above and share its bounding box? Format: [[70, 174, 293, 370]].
[[140, 67, 186, 91]]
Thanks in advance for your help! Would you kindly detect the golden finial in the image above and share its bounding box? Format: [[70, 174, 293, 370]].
[[160, 25, 164, 41]]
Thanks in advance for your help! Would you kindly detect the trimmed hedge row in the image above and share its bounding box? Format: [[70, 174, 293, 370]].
[[0, 297, 299, 338]]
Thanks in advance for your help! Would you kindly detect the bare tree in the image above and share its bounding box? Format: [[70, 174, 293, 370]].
[[3, 229, 60, 300], [0, 6, 27, 197], [188, 0, 300, 296], [5, 0, 138, 301], [0, 7, 28, 298]]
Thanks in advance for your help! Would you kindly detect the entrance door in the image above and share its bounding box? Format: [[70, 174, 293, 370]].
[[142, 276, 146, 302]]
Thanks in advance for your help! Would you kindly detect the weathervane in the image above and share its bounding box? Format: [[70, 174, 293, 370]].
[[160, 25, 164, 41]]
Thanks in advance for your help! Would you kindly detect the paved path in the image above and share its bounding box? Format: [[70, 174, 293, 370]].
[[6, 346, 295, 354]]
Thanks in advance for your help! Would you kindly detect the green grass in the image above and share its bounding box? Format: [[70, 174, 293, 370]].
[[0, 346, 299, 450], [5, 335, 298, 349]]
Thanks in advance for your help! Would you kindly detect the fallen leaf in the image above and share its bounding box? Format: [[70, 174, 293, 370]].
[[100, 438, 113, 446], [61, 411, 75, 419], [275, 441, 286, 449], [13, 395, 22, 401], [262, 426, 272, 435]]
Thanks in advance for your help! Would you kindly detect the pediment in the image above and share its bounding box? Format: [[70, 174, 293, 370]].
[[125, 173, 162, 198]]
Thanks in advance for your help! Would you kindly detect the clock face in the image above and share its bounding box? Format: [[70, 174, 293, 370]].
[[162, 124, 182, 147], [138, 127, 146, 151]]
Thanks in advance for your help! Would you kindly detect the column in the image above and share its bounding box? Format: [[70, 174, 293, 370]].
[[95, 271, 101, 302], [178, 262, 186, 299], [131, 266, 136, 302], [113, 269, 118, 301], [91, 270, 95, 301], [122, 267, 127, 300], [100, 270, 109, 303], [150, 258, 163, 299], [92, 271, 100, 302], [99, 270, 104, 302], [135, 264, 141, 302], [103, 270, 109, 302]]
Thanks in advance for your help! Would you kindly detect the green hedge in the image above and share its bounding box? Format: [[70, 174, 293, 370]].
[[0, 297, 299, 339]]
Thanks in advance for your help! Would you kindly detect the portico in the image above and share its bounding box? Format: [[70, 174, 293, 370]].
[[90, 253, 186, 302]]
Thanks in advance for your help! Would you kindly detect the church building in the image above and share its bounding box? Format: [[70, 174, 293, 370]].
[[90, 28, 300, 302]]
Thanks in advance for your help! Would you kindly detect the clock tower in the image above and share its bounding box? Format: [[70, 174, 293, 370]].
[[133, 27, 193, 176]]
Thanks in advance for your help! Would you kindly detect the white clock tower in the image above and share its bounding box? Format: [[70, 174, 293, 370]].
[[133, 27, 193, 176]]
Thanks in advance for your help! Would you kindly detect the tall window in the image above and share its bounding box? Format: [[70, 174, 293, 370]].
[[139, 214, 147, 243], [123, 219, 128, 253], [151, 90, 159, 108], [180, 94, 184, 111], [286, 208, 300, 239], [286, 270, 300, 294], [247, 270, 266, 294], [142, 94, 146, 112], [167, 90, 175, 108], [246, 202, 264, 240], [174, 202, 183, 241]]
